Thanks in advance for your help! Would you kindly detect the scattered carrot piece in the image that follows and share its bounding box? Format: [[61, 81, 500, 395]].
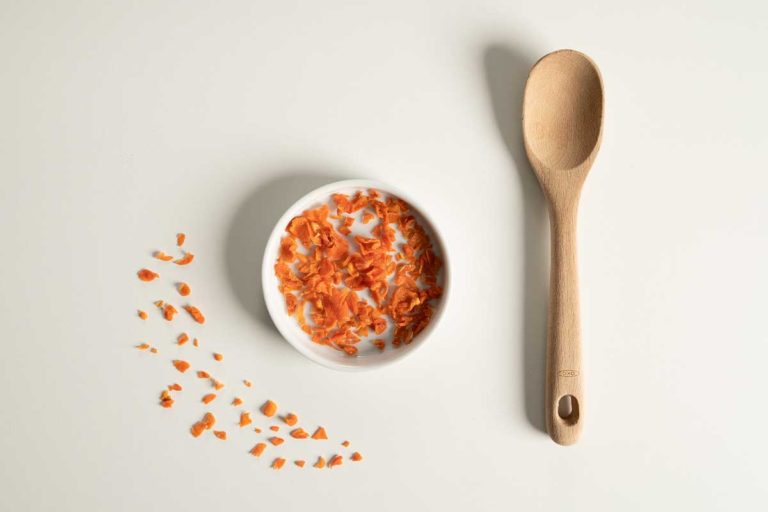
[[177, 282, 191, 296], [168, 383, 182, 391], [261, 400, 277, 417], [269, 437, 284, 446], [202, 394, 217, 404], [193, 338, 199, 347], [213, 430, 227, 440], [270, 425, 280, 432], [313, 457, 326, 469], [290, 428, 309, 439], [163, 304, 178, 321], [239, 412, 252, 427], [137, 268, 159, 282], [159, 390, 174, 408], [250, 443, 266, 457], [371, 339, 386, 351], [272, 458, 285, 470], [243, 380, 252, 387], [232, 397, 243, 406], [137, 310, 148, 320], [172, 360, 190, 373], [190, 412, 216, 438], [177, 332, 189, 345], [294, 460, 306, 468], [153, 300, 165, 308], [311, 427, 328, 440], [201, 412, 216, 429], [183, 304, 205, 324], [361, 211, 375, 224], [341, 440, 350, 447], [213, 352, 223, 362], [350, 452, 363, 461], [150, 347, 158, 353], [329, 455, 343, 468], [197, 370, 210, 379], [136, 343, 150, 350], [191, 422, 205, 438], [174, 252, 195, 266], [283, 413, 298, 426], [212, 379, 225, 390], [176, 233, 186, 247], [153, 251, 174, 261], [254, 428, 262, 433]]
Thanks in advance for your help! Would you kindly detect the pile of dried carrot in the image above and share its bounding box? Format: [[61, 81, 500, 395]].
[[275, 189, 443, 355], [135, 232, 362, 470]]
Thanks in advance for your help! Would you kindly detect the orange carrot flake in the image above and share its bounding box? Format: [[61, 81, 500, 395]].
[[136, 343, 150, 350], [177, 282, 191, 296], [254, 428, 262, 433], [313, 457, 326, 469], [351, 452, 363, 461], [212, 379, 225, 390], [213, 352, 223, 362], [341, 440, 350, 447], [183, 304, 205, 324], [172, 360, 190, 373], [290, 428, 309, 439], [269, 425, 280, 432], [201, 412, 216, 429], [159, 390, 174, 408], [283, 413, 298, 426], [213, 430, 227, 440], [137, 310, 148, 320], [269, 437, 284, 446], [153, 300, 165, 308], [163, 304, 178, 321], [177, 332, 189, 345], [261, 400, 277, 417], [294, 460, 306, 468], [197, 370, 210, 379], [202, 394, 217, 404], [329, 455, 343, 468], [137, 268, 159, 282], [174, 252, 194, 266], [191, 422, 205, 438], [193, 338, 199, 347], [250, 443, 266, 457], [272, 458, 286, 470], [176, 233, 186, 247], [243, 380, 252, 388], [153, 251, 174, 261], [232, 397, 243, 406], [239, 412, 252, 427], [311, 427, 328, 440], [150, 347, 158, 353]]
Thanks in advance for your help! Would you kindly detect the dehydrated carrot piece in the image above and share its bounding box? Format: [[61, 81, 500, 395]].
[[294, 460, 306, 468], [272, 458, 285, 470], [137, 268, 159, 281], [261, 400, 277, 417], [313, 457, 326, 469], [213, 430, 227, 440], [243, 380, 252, 387], [176, 233, 186, 247], [150, 347, 158, 353], [191, 422, 206, 438], [153, 300, 165, 308], [290, 428, 309, 439], [361, 211, 375, 224], [153, 251, 173, 261], [213, 352, 223, 362], [202, 393, 216, 404], [163, 304, 178, 321], [350, 452, 362, 461], [136, 343, 150, 350], [201, 412, 216, 429], [371, 339, 386, 351], [177, 282, 191, 296], [254, 427, 262, 433], [159, 390, 174, 408], [232, 397, 243, 406], [250, 443, 266, 457], [212, 379, 224, 390], [172, 360, 190, 373], [269, 437, 284, 446], [183, 304, 205, 324], [168, 383, 182, 391], [174, 252, 194, 265], [341, 440, 350, 447], [193, 338, 199, 347], [329, 455, 343, 468], [311, 427, 328, 440], [270, 426, 279, 432], [283, 413, 298, 426], [197, 370, 210, 379], [177, 332, 189, 345], [239, 412, 252, 427], [137, 310, 148, 320]]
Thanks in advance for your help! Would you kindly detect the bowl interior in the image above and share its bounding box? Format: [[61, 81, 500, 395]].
[[262, 179, 449, 370]]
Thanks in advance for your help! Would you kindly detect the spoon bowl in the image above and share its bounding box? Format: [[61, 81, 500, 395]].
[[522, 50, 604, 445]]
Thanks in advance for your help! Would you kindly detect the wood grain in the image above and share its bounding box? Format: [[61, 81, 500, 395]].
[[522, 50, 604, 445]]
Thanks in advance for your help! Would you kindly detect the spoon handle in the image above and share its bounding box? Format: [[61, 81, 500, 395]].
[[546, 201, 584, 445]]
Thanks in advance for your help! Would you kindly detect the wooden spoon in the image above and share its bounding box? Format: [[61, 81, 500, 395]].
[[522, 49, 604, 445]]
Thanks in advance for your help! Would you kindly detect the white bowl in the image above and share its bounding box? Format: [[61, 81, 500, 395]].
[[262, 179, 450, 371]]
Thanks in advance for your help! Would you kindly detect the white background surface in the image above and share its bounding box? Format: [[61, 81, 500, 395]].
[[1, 1, 767, 511]]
